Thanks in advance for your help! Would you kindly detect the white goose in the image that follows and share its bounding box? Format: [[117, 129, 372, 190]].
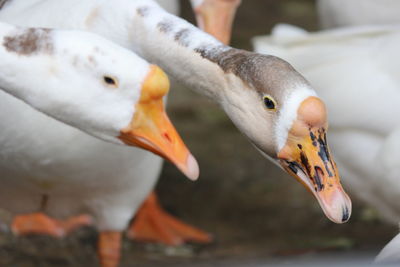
[[0, 0, 351, 266], [253, 23, 400, 264], [317, 1, 400, 263], [8, 0, 240, 250], [0, 20, 199, 266]]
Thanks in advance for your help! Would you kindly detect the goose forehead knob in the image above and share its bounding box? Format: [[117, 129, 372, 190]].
[[140, 65, 170, 102], [297, 96, 327, 127]]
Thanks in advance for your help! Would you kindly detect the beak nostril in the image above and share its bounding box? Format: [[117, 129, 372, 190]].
[[163, 132, 172, 143], [314, 166, 324, 191], [315, 166, 324, 177]]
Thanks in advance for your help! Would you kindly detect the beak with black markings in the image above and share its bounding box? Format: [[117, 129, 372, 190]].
[[277, 97, 351, 223]]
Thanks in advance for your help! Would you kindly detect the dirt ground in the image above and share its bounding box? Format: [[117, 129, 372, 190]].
[[0, 0, 397, 266]]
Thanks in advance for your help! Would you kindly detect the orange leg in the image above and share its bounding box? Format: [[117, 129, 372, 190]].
[[11, 212, 92, 238], [98, 231, 122, 267], [192, 0, 241, 45], [127, 192, 212, 246]]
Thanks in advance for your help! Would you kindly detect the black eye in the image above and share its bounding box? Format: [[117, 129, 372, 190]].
[[103, 76, 118, 87], [263, 96, 276, 110]]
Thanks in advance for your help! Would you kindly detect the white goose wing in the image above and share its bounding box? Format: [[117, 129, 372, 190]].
[[375, 230, 400, 263]]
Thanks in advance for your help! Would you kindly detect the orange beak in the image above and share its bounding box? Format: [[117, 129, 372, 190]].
[[192, 0, 241, 45], [278, 97, 351, 223], [118, 65, 199, 180]]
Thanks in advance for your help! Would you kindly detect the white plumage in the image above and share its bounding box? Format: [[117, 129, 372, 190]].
[[375, 224, 400, 263], [253, 23, 400, 263], [0, 16, 199, 231]]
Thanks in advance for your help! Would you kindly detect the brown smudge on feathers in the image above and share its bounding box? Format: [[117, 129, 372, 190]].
[[3, 28, 54, 56]]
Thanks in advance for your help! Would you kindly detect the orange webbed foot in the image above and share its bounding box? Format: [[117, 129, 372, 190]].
[[11, 212, 92, 238], [127, 192, 212, 246]]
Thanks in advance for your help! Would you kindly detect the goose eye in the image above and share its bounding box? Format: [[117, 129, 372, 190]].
[[103, 76, 118, 87], [263, 95, 276, 110]]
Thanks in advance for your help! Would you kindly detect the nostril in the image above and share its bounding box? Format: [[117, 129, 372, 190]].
[[314, 166, 324, 191], [163, 132, 172, 143]]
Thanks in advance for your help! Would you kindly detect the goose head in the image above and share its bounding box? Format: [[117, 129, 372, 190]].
[[1, 26, 198, 180], [212, 49, 351, 223]]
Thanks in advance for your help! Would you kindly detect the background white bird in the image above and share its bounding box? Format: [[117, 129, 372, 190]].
[[253, 22, 400, 264]]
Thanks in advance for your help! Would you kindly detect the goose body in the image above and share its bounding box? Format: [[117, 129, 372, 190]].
[[376, 227, 400, 263], [253, 23, 400, 263], [0, 16, 198, 231]]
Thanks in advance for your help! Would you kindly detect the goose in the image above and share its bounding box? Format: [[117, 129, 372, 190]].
[[253, 23, 400, 264], [9, 0, 241, 249], [0, 0, 351, 265], [10, 0, 242, 248], [0, 20, 201, 266], [8, 0, 240, 248], [317, 0, 400, 29], [0, 0, 231, 263]]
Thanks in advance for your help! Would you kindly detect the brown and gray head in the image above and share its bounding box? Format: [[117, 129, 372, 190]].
[[198, 47, 352, 224]]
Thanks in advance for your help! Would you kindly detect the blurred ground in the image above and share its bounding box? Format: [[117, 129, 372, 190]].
[[0, 0, 397, 266]]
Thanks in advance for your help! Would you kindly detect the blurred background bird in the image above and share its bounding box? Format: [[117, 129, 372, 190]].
[[254, 0, 400, 263]]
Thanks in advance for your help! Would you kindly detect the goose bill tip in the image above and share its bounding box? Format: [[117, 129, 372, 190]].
[[317, 187, 352, 224], [179, 153, 200, 181]]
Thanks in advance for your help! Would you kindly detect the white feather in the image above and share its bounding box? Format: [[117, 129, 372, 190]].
[[253, 23, 400, 262]]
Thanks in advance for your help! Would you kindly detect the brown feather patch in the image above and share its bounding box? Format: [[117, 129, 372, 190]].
[[3, 28, 54, 56], [195, 46, 308, 98]]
